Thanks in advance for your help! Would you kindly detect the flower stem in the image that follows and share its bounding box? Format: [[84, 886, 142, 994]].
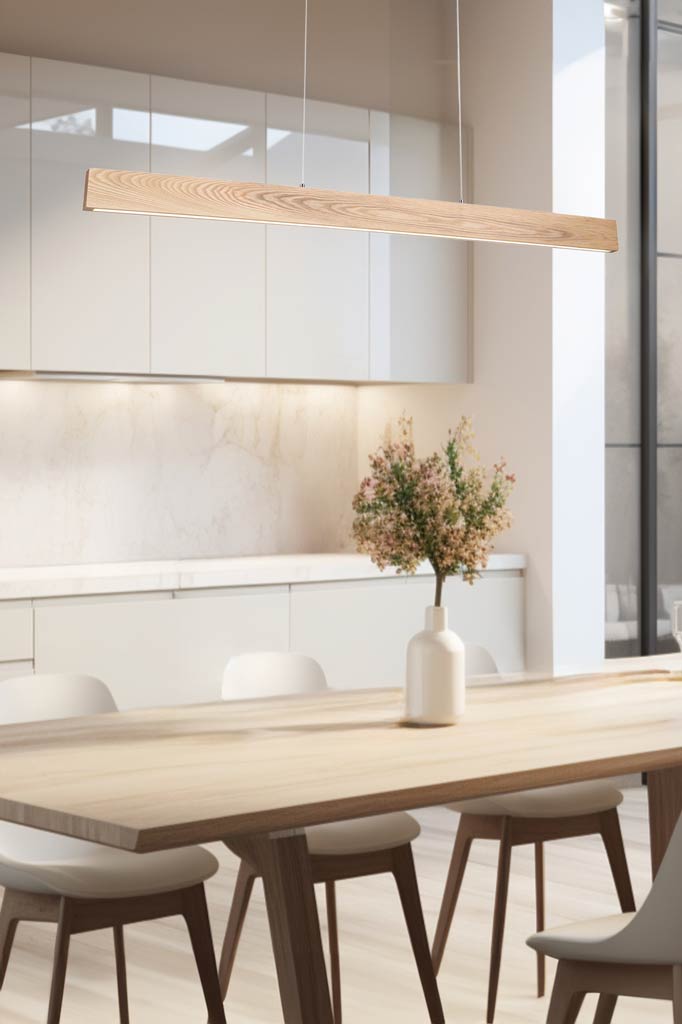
[[434, 574, 444, 607]]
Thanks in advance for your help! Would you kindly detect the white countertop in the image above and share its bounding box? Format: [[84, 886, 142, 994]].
[[0, 552, 526, 602]]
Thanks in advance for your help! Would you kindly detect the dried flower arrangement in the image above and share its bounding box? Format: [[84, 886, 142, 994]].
[[352, 416, 515, 607]]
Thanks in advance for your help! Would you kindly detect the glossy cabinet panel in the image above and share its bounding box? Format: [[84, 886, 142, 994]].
[[34, 587, 289, 710], [266, 94, 370, 381], [31, 59, 150, 372], [0, 54, 29, 369], [150, 77, 266, 377], [370, 113, 470, 382]]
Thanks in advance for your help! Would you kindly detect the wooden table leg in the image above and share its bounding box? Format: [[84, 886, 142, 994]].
[[226, 830, 334, 1024], [648, 767, 682, 876]]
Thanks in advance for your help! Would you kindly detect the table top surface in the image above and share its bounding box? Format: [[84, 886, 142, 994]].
[[1, 669, 681, 852]]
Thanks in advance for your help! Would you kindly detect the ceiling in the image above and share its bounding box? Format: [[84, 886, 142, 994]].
[[0, 0, 458, 121]]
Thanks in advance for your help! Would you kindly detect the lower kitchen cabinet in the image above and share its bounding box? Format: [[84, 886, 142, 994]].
[[24, 569, 524, 707], [290, 574, 524, 690], [34, 587, 289, 709]]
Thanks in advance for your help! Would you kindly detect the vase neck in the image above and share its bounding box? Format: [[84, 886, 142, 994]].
[[425, 605, 448, 632]]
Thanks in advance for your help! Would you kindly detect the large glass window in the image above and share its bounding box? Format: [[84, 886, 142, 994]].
[[605, 0, 682, 656]]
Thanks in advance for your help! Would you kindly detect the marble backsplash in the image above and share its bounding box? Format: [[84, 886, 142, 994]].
[[0, 380, 358, 567]]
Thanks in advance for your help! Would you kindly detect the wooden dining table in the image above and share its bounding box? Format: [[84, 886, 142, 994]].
[[1, 668, 682, 1024]]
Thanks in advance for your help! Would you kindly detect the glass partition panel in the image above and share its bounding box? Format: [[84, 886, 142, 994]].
[[606, 447, 642, 657], [604, 0, 642, 656], [658, 27, 682, 254]]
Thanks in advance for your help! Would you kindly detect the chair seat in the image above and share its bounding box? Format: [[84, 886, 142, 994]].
[[305, 813, 420, 857], [448, 781, 623, 819], [0, 841, 219, 900], [527, 912, 634, 961]]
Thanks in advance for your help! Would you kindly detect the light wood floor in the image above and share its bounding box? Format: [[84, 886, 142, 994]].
[[0, 786, 669, 1023]]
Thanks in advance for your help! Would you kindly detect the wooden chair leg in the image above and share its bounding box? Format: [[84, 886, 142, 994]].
[[325, 881, 342, 1024], [47, 898, 73, 1024], [535, 842, 546, 999], [431, 816, 473, 974], [392, 845, 445, 1024], [218, 860, 256, 1000], [487, 817, 513, 1024], [181, 885, 227, 1024], [599, 809, 636, 912], [113, 925, 129, 1024], [0, 892, 19, 989], [593, 993, 618, 1024], [673, 965, 682, 1024], [545, 962, 586, 1024]]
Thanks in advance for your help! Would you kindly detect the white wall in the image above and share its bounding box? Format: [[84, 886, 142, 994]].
[[0, 380, 357, 567], [552, 0, 606, 670]]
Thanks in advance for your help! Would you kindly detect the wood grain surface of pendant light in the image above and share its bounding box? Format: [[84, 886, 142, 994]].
[[83, 167, 618, 253]]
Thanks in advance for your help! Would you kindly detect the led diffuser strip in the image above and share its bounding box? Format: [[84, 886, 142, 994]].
[[83, 168, 619, 253]]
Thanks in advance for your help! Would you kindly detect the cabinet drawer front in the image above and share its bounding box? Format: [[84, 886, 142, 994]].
[[0, 604, 33, 663], [35, 589, 289, 710]]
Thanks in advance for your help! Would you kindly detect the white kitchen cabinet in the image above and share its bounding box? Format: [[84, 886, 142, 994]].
[[31, 59, 150, 373], [370, 112, 471, 383], [0, 54, 30, 370], [0, 602, 33, 663], [266, 95, 369, 381], [34, 587, 289, 709], [0, 662, 33, 682], [290, 578, 419, 691], [150, 77, 266, 377], [290, 573, 524, 690]]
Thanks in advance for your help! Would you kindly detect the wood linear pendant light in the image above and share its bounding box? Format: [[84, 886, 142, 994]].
[[82, 0, 618, 255], [83, 168, 618, 252]]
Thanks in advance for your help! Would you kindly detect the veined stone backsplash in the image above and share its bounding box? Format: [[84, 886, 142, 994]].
[[0, 380, 358, 567]]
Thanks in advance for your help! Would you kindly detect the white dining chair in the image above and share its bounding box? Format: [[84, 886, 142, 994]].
[[528, 812, 682, 1023], [0, 673, 224, 1024], [218, 651, 444, 1024], [433, 647, 635, 1023], [465, 643, 499, 677]]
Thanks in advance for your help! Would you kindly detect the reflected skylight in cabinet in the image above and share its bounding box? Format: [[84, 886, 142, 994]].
[[22, 107, 97, 135], [21, 107, 250, 152], [148, 111, 249, 151]]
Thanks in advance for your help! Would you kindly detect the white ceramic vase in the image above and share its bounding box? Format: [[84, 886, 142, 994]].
[[405, 606, 465, 726]]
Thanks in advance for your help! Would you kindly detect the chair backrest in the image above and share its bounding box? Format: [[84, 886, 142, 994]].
[[222, 652, 328, 701], [597, 812, 682, 963], [465, 644, 499, 678], [0, 673, 117, 863], [0, 672, 117, 725]]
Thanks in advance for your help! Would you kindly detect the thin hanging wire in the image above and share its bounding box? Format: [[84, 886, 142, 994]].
[[455, 0, 464, 204], [300, 0, 309, 188]]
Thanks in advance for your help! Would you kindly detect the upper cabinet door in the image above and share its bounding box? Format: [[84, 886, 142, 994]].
[[266, 95, 370, 381], [0, 54, 30, 370], [31, 59, 150, 373], [370, 113, 471, 383], [150, 78, 266, 378]]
